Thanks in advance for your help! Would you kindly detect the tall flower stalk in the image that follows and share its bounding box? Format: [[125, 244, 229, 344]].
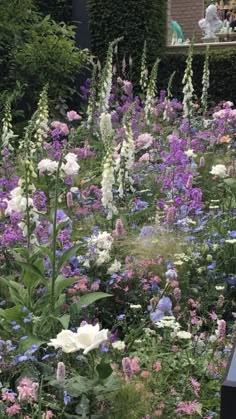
[[201, 45, 210, 114], [144, 57, 161, 123], [87, 62, 98, 128], [98, 37, 123, 113], [1, 98, 17, 152], [101, 134, 117, 220], [182, 43, 194, 122], [140, 40, 148, 94], [19, 86, 48, 254], [116, 120, 135, 198], [163, 71, 176, 121]]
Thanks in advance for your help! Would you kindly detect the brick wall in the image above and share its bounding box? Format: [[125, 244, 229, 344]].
[[168, 0, 205, 43]]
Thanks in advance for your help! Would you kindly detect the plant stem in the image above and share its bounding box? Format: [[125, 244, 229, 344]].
[[25, 166, 31, 260], [51, 154, 63, 312]]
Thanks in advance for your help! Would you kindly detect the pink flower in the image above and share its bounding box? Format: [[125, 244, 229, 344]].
[[6, 404, 21, 416], [113, 219, 125, 237], [217, 319, 226, 337], [141, 370, 151, 378], [2, 390, 16, 403], [153, 361, 162, 371], [135, 133, 154, 150], [51, 121, 69, 136], [91, 281, 100, 291], [122, 356, 140, 377], [67, 110, 82, 121], [56, 362, 66, 380], [175, 400, 200, 415], [190, 377, 200, 397], [42, 411, 54, 419], [209, 311, 217, 321], [17, 377, 36, 402], [139, 153, 150, 162]]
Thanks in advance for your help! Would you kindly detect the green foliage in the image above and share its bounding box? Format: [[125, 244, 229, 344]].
[[159, 47, 236, 104], [0, 0, 88, 120], [35, 0, 72, 23], [109, 382, 150, 419], [88, 0, 167, 81]]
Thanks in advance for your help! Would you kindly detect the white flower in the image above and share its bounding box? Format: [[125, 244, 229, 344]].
[[185, 149, 196, 158], [73, 323, 109, 355], [100, 112, 113, 144], [215, 285, 224, 291], [48, 330, 78, 353], [107, 259, 122, 274], [4, 186, 33, 215], [38, 159, 58, 175], [64, 152, 78, 162], [210, 164, 227, 178], [176, 331, 192, 339], [112, 340, 125, 350], [208, 335, 217, 343], [62, 160, 80, 177], [130, 304, 142, 310]]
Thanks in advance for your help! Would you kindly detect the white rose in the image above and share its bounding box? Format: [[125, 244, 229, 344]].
[[176, 331, 192, 339], [64, 152, 78, 162], [210, 164, 227, 178], [48, 330, 78, 353], [62, 160, 80, 177], [38, 159, 58, 175], [73, 323, 109, 355]]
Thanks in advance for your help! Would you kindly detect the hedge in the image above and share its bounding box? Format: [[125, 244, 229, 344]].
[[35, 0, 72, 23], [159, 48, 236, 104], [88, 0, 167, 80]]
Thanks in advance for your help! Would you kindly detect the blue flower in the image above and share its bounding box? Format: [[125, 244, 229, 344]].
[[116, 314, 125, 321], [64, 391, 72, 405]]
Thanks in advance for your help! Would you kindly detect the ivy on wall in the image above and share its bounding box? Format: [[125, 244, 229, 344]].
[[88, 0, 167, 80]]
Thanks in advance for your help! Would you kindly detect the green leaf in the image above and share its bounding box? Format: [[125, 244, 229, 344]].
[[96, 362, 113, 379], [0, 305, 23, 322], [56, 245, 80, 274], [53, 314, 70, 329], [37, 245, 53, 262], [19, 335, 45, 351], [8, 281, 27, 305], [54, 275, 78, 300], [18, 262, 45, 281], [71, 292, 112, 314], [224, 178, 236, 191]]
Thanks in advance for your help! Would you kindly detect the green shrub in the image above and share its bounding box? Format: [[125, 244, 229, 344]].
[[159, 47, 236, 104], [88, 0, 167, 81], [0, 0, 88, 120]]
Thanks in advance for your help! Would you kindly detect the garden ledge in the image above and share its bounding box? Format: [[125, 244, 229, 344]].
[[166, 41, 236, 54]]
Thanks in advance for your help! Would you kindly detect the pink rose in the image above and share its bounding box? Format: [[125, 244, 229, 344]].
[[67, 111, 82, 121]]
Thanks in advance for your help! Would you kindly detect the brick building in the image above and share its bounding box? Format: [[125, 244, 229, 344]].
[[168, 0, 205, 43]]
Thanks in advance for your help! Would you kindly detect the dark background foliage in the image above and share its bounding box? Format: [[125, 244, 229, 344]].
[[158, 48, 236, 104], [0, 0, 87, 122], [35, 0, 72, 23], [88, 0, 167, 81]]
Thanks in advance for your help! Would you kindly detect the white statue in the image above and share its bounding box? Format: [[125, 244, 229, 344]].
[[199, 4, 222, 40]]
